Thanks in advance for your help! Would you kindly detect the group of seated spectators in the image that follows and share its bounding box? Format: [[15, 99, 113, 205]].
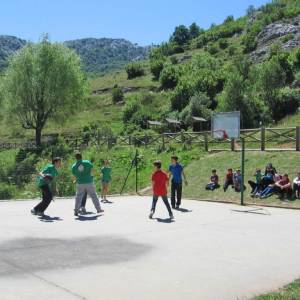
[[205, 163, 300, 200], [205, 168, 244, 193]]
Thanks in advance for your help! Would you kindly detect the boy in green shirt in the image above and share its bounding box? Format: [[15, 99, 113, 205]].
[[31, 157, 62, 216], [72, 153, 104, 216], [101, 160, 112, 202]]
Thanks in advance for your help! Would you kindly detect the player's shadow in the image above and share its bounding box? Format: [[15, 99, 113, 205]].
[[174, 207, 192, 213], [76, 214, 103, 221], [101, 200, 114, 204], [155, 218, 175, 223], [39, 215, 63, 223]]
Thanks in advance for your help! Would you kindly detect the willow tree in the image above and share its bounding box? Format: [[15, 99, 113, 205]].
[[3, 37, 88, 147]]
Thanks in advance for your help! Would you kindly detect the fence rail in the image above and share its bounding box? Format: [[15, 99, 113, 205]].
[[1, 127, 300, 151]]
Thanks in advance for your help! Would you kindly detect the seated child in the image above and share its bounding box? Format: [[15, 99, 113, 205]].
[[293, 172, 300, 199], [205, 169, 220, 191], [260, 168, 275, 190], [273, 173, 292, 199], [234, 169, 246, 192], [223, 168, 234, 192], [248, 169, 262, 196]]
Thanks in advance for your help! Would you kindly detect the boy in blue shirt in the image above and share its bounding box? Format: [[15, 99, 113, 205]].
[[168, 155, 188, 209]]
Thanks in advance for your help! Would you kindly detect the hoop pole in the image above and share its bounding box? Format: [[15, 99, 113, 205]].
[[241, 138, 245, 206], [136, 149, 138, 193]]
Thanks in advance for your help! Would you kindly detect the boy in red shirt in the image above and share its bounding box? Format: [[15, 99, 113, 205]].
[[149, 160, 174, 220]]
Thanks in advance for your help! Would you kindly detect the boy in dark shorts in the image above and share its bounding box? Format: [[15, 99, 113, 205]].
[[149, 160, 174, 220], [31, 157, 62, 216], [168, 155, 188, 209], [101, 159, 112, 202], [205, 169, 219, 191]]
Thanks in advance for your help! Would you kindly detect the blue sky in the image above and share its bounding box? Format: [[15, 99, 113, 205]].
[[0, 0, 270, 45]]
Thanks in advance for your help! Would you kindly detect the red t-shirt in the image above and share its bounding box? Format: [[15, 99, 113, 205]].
[[152, 170, 168, 196]]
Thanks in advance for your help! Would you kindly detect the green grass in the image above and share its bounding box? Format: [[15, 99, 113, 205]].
[[184, 151, 300, 208], [253, 278, 300, 300]]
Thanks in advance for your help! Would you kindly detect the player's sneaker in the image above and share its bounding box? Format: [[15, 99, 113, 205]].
[[37, 211, 44, 217], [80, 207, 87, 214], [170, 214, 174, 220], [31, 209, 37, 215], [149, 211, 154, 219], [97, 209, 104, 213], [74, 210, 79, 216]]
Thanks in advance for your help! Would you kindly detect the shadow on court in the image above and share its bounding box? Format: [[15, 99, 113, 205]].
[[174, 207, 192, 213], [0, 236, 152, 277], [38, 215, 63, 223], [155, 218, 175, 223], [76, 214, 103, 221]]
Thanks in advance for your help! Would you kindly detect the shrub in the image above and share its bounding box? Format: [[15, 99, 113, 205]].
[[170, 56, 178, 65], [150, 59, 165, 80], [242, 32, 258, 53], [206, 42, 219, 55], [272, 87, 300, 121], [170, 80, 194, 111], [159, 64, 179, 89], [111, 85, 124, 103], [218, 38, 229, 49], [125, 62, 145, 79], [123, 98, 140, 124], [0, 183, 15, 200]]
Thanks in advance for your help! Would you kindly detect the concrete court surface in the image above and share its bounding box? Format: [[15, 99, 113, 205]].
[[1, 196, 300, 300]]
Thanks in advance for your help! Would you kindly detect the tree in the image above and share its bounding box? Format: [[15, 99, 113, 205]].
[[3, 37, 87, 148], [111, 85, 124, 103], [189, 23, 201, 39], [125, 62, 145, 79], [159, 64, 179, 90], [171, 25, 190, 46]]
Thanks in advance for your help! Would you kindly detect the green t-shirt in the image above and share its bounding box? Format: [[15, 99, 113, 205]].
[[37, 164, 58, 188], [101, 167, 112, 182], [255, 172, 262, 184], [72, 160, 93, 184]]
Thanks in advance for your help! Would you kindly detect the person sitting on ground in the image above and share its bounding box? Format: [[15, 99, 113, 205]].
[[293, 172, 300, 199], [273, 173, 292, 200], [259, 183, 275, 199], [249, 169, 262, 197], [205, 169, 220, 191], [223, 168, 234, 192], [264, 163, 277, 176], [233, 169, 246, 192], [260, 167, 275, 190]]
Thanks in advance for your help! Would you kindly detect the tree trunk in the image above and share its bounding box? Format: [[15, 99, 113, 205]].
[[35, 127, 42, 150]]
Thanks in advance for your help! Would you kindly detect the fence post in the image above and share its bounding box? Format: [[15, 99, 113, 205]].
[[231, 139, 235, 151], [162, 134, 165, 150], [261, 127, 265, 151], [296, 126, 300, 151], [204, 133, 208, 152]]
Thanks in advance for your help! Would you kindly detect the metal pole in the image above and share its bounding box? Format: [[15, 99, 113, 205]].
[[241, 138, 245, 206], [135, 149, 138, 193]]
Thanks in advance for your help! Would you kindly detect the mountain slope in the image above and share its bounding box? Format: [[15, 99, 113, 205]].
[[0, 36, 148, 74], [0, 35, 26, 70], [64, 38, 149, 74]]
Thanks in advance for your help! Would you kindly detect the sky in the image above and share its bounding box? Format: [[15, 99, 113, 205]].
[[0, 0, 270, 45]]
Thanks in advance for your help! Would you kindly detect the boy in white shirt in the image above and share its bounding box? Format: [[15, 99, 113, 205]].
[[293, 172, 300, 199]]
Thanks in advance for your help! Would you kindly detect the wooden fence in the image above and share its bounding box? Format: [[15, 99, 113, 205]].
[[1, 127, 300, 151]]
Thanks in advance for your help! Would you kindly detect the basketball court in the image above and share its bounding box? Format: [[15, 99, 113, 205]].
[[1, 196, 300, 300]]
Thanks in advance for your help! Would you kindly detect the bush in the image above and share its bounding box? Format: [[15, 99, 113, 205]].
[[125, 62, 145, 79], [242, 32, 258, 53], [150, 59, 165, 81], [159, 64, 179, 89], [111, 85, 124, 103], [123, 98, 140, 124], [0, 183, 15, 200], [170, 80, 194, 111], [272, 87, 300, 121], [170, 56, 178, 65], [218, 38, 229, 49], [206, 42, 219, 55]]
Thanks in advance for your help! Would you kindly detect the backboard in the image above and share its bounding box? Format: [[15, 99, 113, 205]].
[[212, 111, 240, 139]]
